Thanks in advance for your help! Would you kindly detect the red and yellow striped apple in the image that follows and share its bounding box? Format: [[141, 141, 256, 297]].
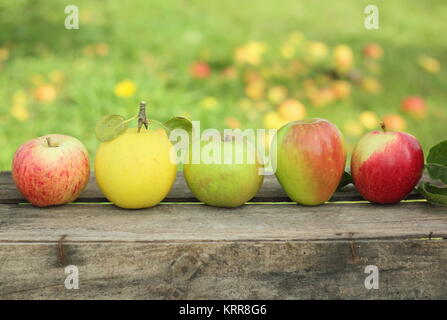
[[271, 119, 346, 205], [12, 134, 90, 207], [351, 126, 424, 204]]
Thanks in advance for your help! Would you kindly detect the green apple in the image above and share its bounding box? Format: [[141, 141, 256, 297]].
[[184, 134, 264, 207], [271, 118, 346, 205]]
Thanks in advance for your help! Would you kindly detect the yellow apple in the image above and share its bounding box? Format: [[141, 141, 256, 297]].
[[277, 99, 306, 121], [95, 127, 177, 209], [263, 111, 287, 129], [383, 114, 407, 131], [333, 45, 354, 74], [359, 111, 380, 130]]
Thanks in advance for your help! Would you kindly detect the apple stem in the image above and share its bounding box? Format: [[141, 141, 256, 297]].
[[380, 121, 387, 132], [137, 101, 149, 133], [46, 137, 56, 148]]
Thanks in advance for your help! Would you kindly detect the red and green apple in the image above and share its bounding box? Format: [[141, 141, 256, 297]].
[[271, 118, 347, 205], [351, 126, 424, 204]]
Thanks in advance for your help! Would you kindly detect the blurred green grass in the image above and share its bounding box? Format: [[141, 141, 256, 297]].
[[1, 0, 447, 170]]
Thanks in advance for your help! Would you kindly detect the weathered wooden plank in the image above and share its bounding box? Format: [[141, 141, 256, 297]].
[[0, 171, 425, 204], [0, 240, 446, 299], [1, 202, 446, 242]]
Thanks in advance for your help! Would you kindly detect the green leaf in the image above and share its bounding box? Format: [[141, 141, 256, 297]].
[[95, 114, 128, 142], [426, 140, 447, 183], [337, 171, 352, 190], [425, 163, 447, 184], [418, 182, 447, 206], [164, 117, 193, 136], [148, 119, 171, 131]]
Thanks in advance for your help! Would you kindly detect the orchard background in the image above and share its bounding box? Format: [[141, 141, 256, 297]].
[[0, 0, 446, 170]]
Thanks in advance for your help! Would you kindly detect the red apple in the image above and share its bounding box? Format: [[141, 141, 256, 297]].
[[362, 43, 383, 59], [271, 119, 346, 205], [12, 134, 90, 207], [351, 126, 424, 204], [401, 96, 427, 119], [189, 61, 211, 78]]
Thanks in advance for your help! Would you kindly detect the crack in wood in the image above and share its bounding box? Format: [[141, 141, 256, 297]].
[[348, 232, 364, 264], [57, 235, 68, 267], [0, 283, 63, 297], [1, 237, 447, 244]]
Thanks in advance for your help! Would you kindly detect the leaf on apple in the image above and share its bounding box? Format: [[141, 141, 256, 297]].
[[142, 119, 168, 131], [164, 117, 193, 136], [337, 171, 352, 190], [418, 182, 447, 206], [95, 114, 129, 142]]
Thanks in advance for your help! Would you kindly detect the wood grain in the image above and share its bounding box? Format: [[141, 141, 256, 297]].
[[1, 202, 446, 242], [1, 170, 446, 300], [1, 240, 446, 299], [0, 171, 425, 204]]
